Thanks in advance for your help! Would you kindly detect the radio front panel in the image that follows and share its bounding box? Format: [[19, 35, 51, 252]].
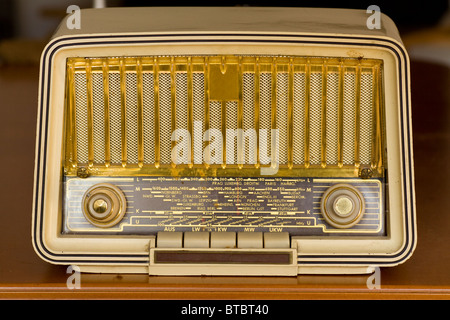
[[62, 55, 386, 239], [32, 7, 416, 275], [63, 176, 385, 236]]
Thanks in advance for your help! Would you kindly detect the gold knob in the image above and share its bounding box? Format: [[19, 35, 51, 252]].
[[333, 196, 354, 217], [82, 183, 126, 228], [93, 199, 108, 214], [320, 184, 365, 229]]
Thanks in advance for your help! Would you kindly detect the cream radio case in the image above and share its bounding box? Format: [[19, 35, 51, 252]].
[[32, 7, 416, 275]]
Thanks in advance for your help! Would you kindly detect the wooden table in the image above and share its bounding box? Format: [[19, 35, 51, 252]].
[[0, 60, 448, 300]]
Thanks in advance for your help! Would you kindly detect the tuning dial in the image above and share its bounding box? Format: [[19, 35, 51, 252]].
[[320, 184, 365, 229], [82, 183, 126, 228]]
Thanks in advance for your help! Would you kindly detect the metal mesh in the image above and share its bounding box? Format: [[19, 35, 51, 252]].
[[243, 73, 256, 164], [293, 72, 306, 165], [193, 73, 205, 165], [108, 72, 122, 165], [343, 72, 356, 165], [259, 72, 272, 165], [142, 72, 155, 164], [309, 72, 322, 165], [158, 73, 172, 165], [226, 101, 238, 165], [175, 72, 188, 163], [208, 101, 222, 163], [74, 73, 88, 164], [92, 73, 105, 164], [360, 73, 373, 165], [276, 73, 289, 165], [69, 56, 381, 171], [326, 72, 339, 165], [125, 72, 139, 164], [175, 73, 188, 132]]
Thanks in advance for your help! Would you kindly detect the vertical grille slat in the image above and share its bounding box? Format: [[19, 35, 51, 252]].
[[92, 73, 105, 164], [136, 59, 144, 167], [259, 72, 272, 165], [343, 71, 356, 165], [67, 56, 383, 175], [108, 72, 122, 165], [225, 101, 238, 165], [192, 72, 205, 165], [276, 72, 289, 166], [360, 71, 374, 165], [74, 72, 88, 164], [175, 72, 188, 164], [309, 71, 322, 166], [208, 101, 222, 164], [292, 72, 306, 165], [158, 72, 172, 165], [243, 73, 256, 165], [125, 72, 139, 165], [142, 72, 155, 165], [326, 72, 339, 165]]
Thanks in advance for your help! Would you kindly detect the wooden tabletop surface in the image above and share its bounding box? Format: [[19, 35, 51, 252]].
[[0, 59, 448, 299]]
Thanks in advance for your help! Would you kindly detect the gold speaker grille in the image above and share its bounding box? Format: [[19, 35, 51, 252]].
[[65, 55, 384, 177]]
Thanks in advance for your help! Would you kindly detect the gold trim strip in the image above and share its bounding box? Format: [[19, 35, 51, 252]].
[[102, 60, 111, 167], [153, 57, 160, 168], [64, 63, 71, 169], [271, 58, 277, 167], [204, 57, 211, 169], [372, 64, 379, 171], [136, 58, 144, 168], [237, 56, 244, 169], [354, 63, 361, 168], [321, 63, 327, 168], [220, 59, 227, 169], [304, 60, 311, 168], [119, 58, 127, 167], [337, 61, 344, 168], [254, 58, 261, 169], [67, 61, 76, 168], [187, 57, 194, 168], [287, 58, 294, 169], [85, 60, 94, 167], [170, 57, 176, 168], [221, 100, 226, 169], [375, 64, 384, 173]]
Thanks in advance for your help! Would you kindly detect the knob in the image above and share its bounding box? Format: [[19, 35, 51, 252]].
[[320, 184, 365, 229], [82, 183, 126, 228]]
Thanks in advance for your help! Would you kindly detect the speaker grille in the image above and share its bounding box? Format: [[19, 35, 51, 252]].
[[66, 56, 383, 176], [108, 72, 122, 165], [142, 72, 155, 165]]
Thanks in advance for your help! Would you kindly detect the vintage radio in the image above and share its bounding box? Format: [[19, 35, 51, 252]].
[[32, 7, 416, 275]]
